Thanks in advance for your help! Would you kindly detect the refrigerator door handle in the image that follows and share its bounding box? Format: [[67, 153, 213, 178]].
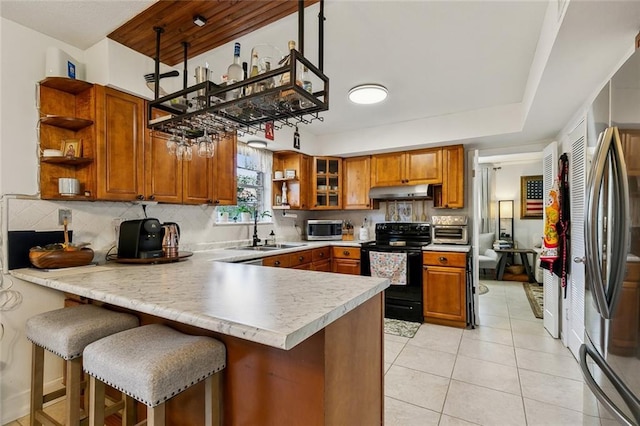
[[580, 343, 640, 425], [606, 127, 630, 317], [585, 128, 612, 317]]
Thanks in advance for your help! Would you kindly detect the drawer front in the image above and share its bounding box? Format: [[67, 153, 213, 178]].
[[423, 251, 466, 268], [332, 247, 361, 260], [312, 247, 331, 262], [289, 250, 312, 267], [262, 254, 292, 268]]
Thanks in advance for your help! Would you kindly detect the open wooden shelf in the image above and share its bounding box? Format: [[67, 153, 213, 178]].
[[40, 115, 94, 131], [40, 77, 93, 94], [40, 157, 93, 165]]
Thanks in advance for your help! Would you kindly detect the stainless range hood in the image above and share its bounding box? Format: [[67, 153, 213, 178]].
[[368, 184, 430, 200]]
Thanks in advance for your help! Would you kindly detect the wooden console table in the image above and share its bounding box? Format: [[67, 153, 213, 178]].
[[495, 248, 538, 283]]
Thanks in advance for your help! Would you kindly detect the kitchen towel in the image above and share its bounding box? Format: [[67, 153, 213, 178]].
[[369, 252, 407, 285]]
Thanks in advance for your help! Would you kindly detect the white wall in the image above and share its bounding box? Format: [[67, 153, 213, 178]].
[[491, 161, 544, 251]]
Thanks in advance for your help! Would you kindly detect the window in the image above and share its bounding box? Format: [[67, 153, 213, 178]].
[[217, 142, 272, 222]]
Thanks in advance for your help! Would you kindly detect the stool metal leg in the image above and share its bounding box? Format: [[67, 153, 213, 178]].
[[147, 404, 165, 426], [205, 374, 222, 426], [66, 358, 82, 426], [30, 344, 44, 426]]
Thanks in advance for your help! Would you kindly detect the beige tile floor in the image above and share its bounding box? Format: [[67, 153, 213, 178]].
[[384, 280, 618, 426], [4, 280, 615, 426]]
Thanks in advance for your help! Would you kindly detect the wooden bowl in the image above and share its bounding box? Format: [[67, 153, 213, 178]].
[[29, 247, 94, 269]]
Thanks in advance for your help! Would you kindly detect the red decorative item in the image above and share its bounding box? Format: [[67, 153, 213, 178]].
[[265, 122, 274, 140]]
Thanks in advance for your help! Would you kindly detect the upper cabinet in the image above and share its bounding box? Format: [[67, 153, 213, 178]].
[[272, 151, 311, 210], [95, 86, 145, 201], [371, 148, 442, 187], [433, 145, 464, 209], [311, 157, 342, 209], [38, 78, 96, 200], [343, 156, 372, 210]]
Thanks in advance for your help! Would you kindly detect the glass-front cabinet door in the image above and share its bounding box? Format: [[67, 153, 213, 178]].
[[313, 157, 342, 209]]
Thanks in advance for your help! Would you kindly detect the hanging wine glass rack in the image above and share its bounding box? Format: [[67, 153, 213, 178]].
[[147, 49, 329, 137]]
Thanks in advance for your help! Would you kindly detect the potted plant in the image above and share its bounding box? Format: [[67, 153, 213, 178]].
[[217, 206, 231, 223], [238, 205, 253, 222]]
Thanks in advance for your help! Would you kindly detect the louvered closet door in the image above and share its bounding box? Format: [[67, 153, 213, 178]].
[[543, 141, 560, 338], [568, 120, 587, 359]]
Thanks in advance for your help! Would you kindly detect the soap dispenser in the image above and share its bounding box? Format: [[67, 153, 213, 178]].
[[266, 230, 276, 246]]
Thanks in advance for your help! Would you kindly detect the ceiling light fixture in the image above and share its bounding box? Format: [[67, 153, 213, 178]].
[[348, 84, 388, 105], [247, 140, 268, 149], [193, 15, 207, 27]]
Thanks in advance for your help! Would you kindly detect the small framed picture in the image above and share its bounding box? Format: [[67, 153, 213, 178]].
[[61, 139, 81, 158], [285, 169, 296, 178]]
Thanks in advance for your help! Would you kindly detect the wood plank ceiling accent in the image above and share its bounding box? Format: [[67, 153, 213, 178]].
[[108, 0, 319, 66]]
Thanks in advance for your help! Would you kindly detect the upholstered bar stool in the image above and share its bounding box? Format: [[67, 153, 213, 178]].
[[26, 304, 139, 426], [83, 324, 226, 426]]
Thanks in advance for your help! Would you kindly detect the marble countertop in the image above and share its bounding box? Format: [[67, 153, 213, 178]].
[[12, 242, 387, 351], [423, 244, 471, 253]]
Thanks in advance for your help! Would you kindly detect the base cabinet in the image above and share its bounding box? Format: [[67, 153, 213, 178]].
[[332, 247, 361, 275], [423, 251, 467, 328]]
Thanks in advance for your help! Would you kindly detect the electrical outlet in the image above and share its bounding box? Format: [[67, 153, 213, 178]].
[[58, 209, 72, 225]]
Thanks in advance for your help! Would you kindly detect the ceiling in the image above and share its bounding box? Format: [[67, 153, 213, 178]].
[[2, 0, 640, 152]]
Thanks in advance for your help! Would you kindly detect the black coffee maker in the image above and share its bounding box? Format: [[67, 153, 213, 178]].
[[118, 219, 164, 259]]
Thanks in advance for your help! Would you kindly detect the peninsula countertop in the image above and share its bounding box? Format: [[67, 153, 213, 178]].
[[11, 253, 389, 350]]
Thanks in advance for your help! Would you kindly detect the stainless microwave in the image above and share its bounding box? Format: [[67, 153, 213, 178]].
[[305, 220, 343, 241]]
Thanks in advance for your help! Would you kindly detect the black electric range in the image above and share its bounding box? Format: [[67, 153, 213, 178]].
[[361, 222, 430, 323]]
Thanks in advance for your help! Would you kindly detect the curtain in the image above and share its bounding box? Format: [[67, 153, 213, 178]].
[[479, 166, 491, 233], [237, 142, 273, 173]]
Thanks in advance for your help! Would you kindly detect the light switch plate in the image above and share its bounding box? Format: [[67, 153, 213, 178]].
[[58, 209, 72, 225]]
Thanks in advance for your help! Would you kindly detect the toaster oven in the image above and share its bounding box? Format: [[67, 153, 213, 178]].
[[431, 215, 469, 245]]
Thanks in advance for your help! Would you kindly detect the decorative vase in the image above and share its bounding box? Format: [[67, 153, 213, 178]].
[[218, 212, 229, 223], [240, 212, 252, 222]]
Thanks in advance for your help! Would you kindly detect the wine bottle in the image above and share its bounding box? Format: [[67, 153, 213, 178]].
[[279, 40, 300, 87], [302, 66, 312, 94], [247, 51, 260, 95], [226, 42, 243, 100]]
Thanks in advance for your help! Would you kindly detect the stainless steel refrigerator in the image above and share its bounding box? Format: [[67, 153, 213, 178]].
[[581, 126, 640, 425]]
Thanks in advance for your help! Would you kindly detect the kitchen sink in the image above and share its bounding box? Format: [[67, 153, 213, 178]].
[[225, 243, 307, 251]]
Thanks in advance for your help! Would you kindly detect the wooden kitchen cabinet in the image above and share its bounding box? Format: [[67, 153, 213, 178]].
[[211, 135, 238, 205], [262, 253, 292, 268], [371, 148, 442, 187], [332, 247, 361, 275], [272, 151, 311, 210], [312, 157, 342, 209], [433, 145, 464, 208], [343, 156, 372, 209], [95, 86, 145, 201], [311, 247, 332, 271], [610, 262, 640, 356], [38, 77, 96, 200], [422, 251, 468, 328], [619, 129, 640, 176]]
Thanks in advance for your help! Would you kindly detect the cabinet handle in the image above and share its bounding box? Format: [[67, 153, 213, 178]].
[[299, 256, 304, 261], [439, 256, 447, 263], [319, 252, 324, 257], [214, 200, 220, 204], [366, 204, 370, 207], [149, 195, 156, 201], [136, 194, 144, 200], [423, 266, 428, 270], [274, 260, 280, 266], [207, 199, 213, 204], [343, 250, 350, 256]]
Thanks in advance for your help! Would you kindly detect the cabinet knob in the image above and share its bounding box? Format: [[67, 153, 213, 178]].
[[136, 194, 144, 200], [149, 195, 156, 201], [439, 256, 447, 263], [343, 250, 350, 256], [319, 252, 324, 257], [299, 256, 304, 261], [214, 200, 220, 204], [274, 261, 280, 266], [366, 204, 370, 207], [207, 199, 213, 204], [423, 266, 428, 270]]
